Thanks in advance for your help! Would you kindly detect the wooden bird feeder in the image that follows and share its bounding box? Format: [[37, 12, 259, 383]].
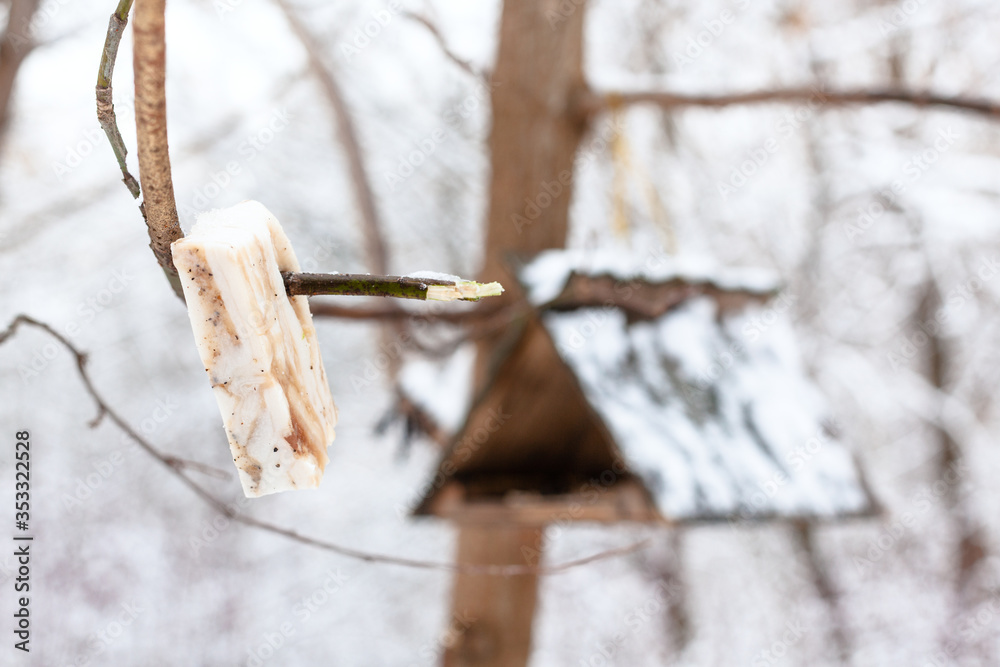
[[401, 249, 876, 667]]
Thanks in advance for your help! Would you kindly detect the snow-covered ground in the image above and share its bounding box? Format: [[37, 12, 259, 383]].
[[1, 0, 999, 664]]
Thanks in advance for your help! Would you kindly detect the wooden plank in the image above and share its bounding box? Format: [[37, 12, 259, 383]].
[[425, 480, 662, 526]]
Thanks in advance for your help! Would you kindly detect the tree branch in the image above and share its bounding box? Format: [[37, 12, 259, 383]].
[[284, 272, 502, 301], [582, 87, 1000, 120], [0, 314, 648, 575], [96, 0, 141, 199], [133, 0, 183, 294], [403, 11, 482, 80]]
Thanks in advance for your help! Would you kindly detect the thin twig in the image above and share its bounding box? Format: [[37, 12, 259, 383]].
[[96, 0, 141, 199], [133, 0, 183, 296], [403, 11, 481, 80], [583, 87, 1000, 120], [0, 314, 648, 575], [0, 316, 227, 478]]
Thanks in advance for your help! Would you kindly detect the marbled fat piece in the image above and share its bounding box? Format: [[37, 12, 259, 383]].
[[172, 201, 338, 497]]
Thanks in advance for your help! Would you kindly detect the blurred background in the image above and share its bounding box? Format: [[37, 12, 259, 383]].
[[1, 0, 999, 664]]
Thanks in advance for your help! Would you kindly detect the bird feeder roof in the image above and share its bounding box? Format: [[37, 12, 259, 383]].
[[403, 250, 875, 523]]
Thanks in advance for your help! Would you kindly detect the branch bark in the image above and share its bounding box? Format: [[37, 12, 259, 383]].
[[133, 0, 183, 293], [284, 272, 502, 301], [582, 87, 1000, 120], [96, 0, 141, 199]]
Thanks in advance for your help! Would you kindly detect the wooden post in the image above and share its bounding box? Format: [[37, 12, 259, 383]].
[[443, 524, 544, 667]]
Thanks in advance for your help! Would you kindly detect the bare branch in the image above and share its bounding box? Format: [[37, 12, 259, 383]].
[[403, 11, 482, 80], [0, 316, 226, 478], [96, 0, 141, 199], [285, 272, 502, 301], [1, 315, 648, 575], [582, 87, 1000, 120], [133, 0, 183, 294]]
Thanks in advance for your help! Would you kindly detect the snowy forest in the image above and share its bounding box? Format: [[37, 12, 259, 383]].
[[1, 0, 999, 665]]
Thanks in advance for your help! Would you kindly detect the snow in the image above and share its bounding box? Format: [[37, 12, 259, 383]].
[[520, 248, 781, 305], [542, 296, 870, 520], [398, 343, 474, 434], [405, 270, 464, 283]]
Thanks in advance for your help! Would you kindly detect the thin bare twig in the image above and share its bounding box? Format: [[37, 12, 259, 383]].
[[96, 0, 141, 199], [1, 315, 648, 575], [403, 11, 481, 80], [583, 87, 1000, 120], [284, 272, 502, 301], [0, 316, 227, 477], [133, 0, 183, 295]]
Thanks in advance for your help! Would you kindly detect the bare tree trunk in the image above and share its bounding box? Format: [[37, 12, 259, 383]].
[[475, 0, 589, 388]]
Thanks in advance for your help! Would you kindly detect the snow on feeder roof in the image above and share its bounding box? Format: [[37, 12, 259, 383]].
[[406, 250, 875, 524]]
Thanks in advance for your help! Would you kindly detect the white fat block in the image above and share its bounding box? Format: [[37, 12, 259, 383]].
[[172, 201, 338, 497]]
